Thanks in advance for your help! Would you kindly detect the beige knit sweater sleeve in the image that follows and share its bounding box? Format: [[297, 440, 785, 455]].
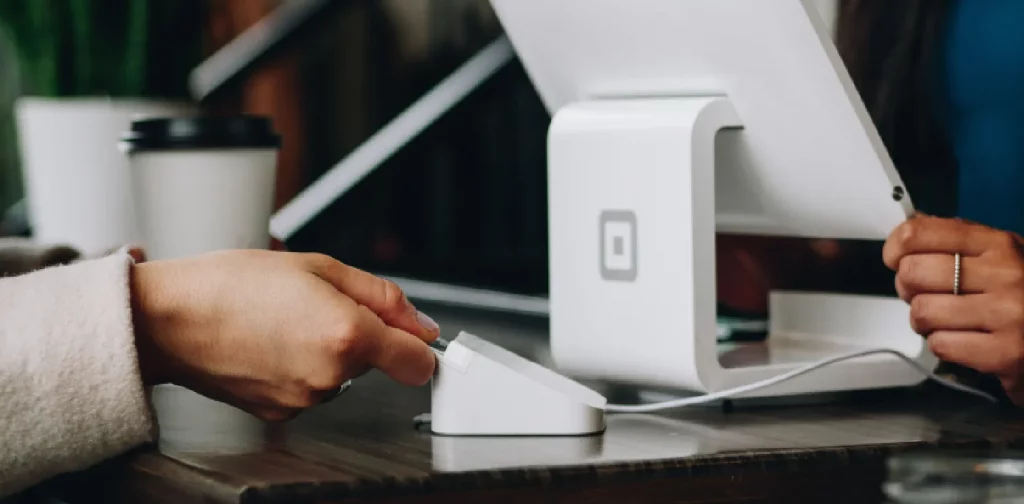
[[0, 251, 154, 497]]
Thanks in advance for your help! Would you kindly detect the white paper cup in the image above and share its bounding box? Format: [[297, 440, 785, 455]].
[[122, 116, 281, 260], [15, 98, 195, 256], [122, 116, 281, 453]]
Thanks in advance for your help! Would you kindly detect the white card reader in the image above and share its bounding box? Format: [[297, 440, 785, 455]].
[[429, 331, 607, 436]]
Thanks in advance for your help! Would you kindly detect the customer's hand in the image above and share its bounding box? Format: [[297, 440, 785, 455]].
[[130, 249, 440, 421], [884, 215, 1024, 404]]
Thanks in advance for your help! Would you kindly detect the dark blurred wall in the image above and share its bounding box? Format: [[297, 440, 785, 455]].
[[290, 0, 551, 295]]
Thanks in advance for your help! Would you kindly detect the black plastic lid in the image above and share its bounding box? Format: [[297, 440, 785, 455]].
[[121, 116, 281, 153]]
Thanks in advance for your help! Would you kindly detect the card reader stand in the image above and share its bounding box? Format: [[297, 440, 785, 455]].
[[546, 96, 938, 399], [430, 332, 607, 436]]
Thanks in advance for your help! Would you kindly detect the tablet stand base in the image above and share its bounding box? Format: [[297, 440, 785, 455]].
[[546, 96, 937, 399]]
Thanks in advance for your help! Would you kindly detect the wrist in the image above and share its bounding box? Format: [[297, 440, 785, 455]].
[[130, 261, 180, 386]]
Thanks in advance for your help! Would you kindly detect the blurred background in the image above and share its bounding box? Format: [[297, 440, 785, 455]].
[[0, 0, 839, 300], [0, 0, 550, 296]]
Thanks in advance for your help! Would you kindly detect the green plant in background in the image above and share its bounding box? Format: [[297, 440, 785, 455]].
[[0, 27, 22, 213], [0, 0, 206, 214], [0, 0, 205, 98]]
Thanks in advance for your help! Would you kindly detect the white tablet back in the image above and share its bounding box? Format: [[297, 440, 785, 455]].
[[490, 0, 913, 239]]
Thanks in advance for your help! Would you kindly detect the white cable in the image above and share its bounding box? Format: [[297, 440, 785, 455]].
[[604, 348, 998, 413]]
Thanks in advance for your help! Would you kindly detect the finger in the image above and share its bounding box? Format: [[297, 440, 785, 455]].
[[909, 294, 999, 334], [303, 253, 439, 342], [927, 330, 1020, 376], [883, 216, 1009, 269], [351, 305, 436, 386], [894, 254, 992, 300], [336, 362, 372, 385]]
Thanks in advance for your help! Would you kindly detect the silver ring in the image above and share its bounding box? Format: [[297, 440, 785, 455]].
[[953, 252, 962, 296], [322, 380, 353, 404]]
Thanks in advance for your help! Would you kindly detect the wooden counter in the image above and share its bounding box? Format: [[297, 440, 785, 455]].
[[41, 303, 1024, 504]]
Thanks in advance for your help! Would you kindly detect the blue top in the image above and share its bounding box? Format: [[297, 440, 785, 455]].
[[940, 0, 1024, 234]]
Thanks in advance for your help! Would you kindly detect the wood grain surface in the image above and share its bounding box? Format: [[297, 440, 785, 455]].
[[41, 303, 1024, 504]]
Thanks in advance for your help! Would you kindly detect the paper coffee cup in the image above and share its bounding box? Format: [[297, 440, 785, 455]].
[[15, 98, 195, 256], [121, 115, 281, 260], [121, 116, 281, 453]]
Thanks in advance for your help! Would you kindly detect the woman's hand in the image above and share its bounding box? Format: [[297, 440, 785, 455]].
[[884, 215, 1024, 404], [130, 249, 440, 421]]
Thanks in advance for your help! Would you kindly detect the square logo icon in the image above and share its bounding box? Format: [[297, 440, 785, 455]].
[[600, 210, 637, 282]]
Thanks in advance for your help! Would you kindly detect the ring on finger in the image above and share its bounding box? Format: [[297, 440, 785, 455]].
[[321, 380, 353, 404], [953, 252, 961, 295]]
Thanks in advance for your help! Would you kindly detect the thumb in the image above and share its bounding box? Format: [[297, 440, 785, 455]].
[[349, 304, 436, 387], [301, 254, 440, 342]]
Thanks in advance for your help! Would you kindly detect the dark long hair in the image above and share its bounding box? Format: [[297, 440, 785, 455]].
[[835, 0, 957, 215]]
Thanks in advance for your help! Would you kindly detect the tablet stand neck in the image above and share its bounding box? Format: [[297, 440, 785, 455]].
[[546, 96, 936, 398]]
